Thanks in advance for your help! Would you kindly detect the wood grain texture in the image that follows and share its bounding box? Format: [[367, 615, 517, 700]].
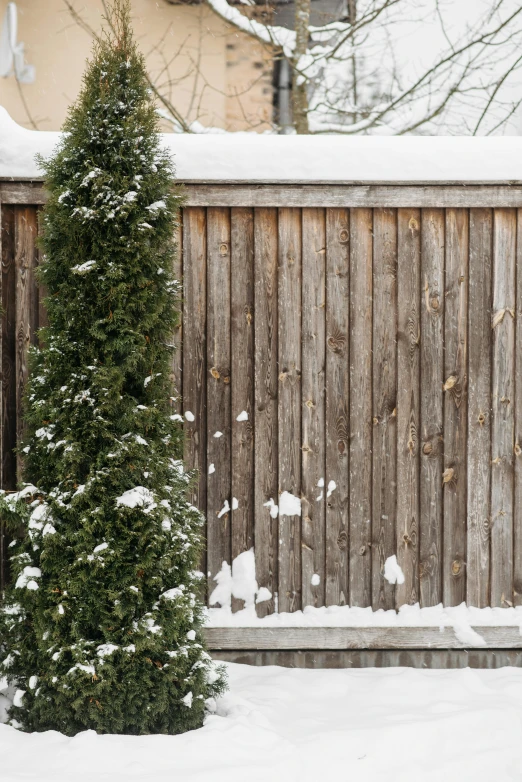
[[14, 207, 37, 479], [170, 218, 182, 415], [467, 209, 492, 607], [230, 208, 255, 610], [206, 208, 232, 602], [278, 208, 302, 613], [204, 625, 522, 650], [396, 209, 421, 607], [419, 209, 444, 606], [1, 206, 16, 495], [6, 181, 522, 209], [211, 648, 522, 669], [301, 208, 326, 608], [349, 208, 373, 607], [515, 209, 522, 606], [325, 209, 350, 607], [443, 209, 468, 605], [182, 208, 207, 588], [491, 209, 516, 607], [254, 208, 279, 616], [183, 184, 522, 209], [371, 208, 397, 610]]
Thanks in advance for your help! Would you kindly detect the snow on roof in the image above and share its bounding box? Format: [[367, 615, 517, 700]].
[[1, 106, 522, 183]]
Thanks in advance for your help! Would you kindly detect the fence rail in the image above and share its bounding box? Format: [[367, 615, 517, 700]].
[[2, 183, 522, 616]]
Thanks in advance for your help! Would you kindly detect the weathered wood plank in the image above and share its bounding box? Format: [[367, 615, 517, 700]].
[[419, 208, 444, 607], [0, 182, 47, 205], [1, 206, 16, 497], [183, 184, 522, 209], [230, 208, 255, 610], [204, 625, 522, 650], [14, 207, 38, 480], [371, 208, 397, 611], [182, 208, 207, 590], [396, 209, 421, 607], [170, 218, 182, 415], [211, 648, 522, 669], [443, 209, 468, 605], [491, 208, 516, 607], [301, 208, 326, 608], [515, 209, 522, 606], [467, 209, 493, 608], [278, 208, 302, 613], [325, 209, 350, 607], [349, 208, 373, 607], [254, 208, 279, 617], [206, 208, 232, 603], [6, 181, 522, 209]]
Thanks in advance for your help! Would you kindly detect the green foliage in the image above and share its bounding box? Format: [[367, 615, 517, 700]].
[[0, 0, 225, 735]]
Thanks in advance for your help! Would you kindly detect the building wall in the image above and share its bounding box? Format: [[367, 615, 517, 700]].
[[0, 0, 273, 132]]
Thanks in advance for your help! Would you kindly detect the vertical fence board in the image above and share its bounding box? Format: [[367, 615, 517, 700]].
[[443, 209, 468, 605], [254, 208, 279, 616], [301, 208, 326, 608], [516, 209, 522, 605], [325, 209, 350, 607], [419, 209, 444, 607], [278, 208, 302, 612], [182, 208, 207, 588], [0, 205, 12, 592], [206, 207, 232, 602], [349, 208, 373, 607], [371, 208, 398, 610], [14, 207, 38, 480], [231, 208, 255, 610], [396, 209, 421, 607], [491, 208, 516, 607], [467, 209, 492, 607], [171, 219, 182, 415]]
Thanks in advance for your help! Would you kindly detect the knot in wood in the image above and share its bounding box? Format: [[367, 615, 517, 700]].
[[408, 217, 419, 235], [443, 375, 457, 392], [430, 296, 440, 311], [422, 442, 432, 455], [338, 228, 349, 244], [478, 412, 486, 426], [442, 467, 455, 485], [337, 529, 348, 550], [359, 545, 367, 556], [223, 376, 230, 384], [515, 443, 522, 457], [305, 399, 315, 409], [451, 559, 462, 576], [219, 243, 229, 256], [210, 366, 220, 380]]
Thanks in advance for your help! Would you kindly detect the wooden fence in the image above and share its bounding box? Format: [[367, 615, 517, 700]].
[[2, 181, 522, 621]]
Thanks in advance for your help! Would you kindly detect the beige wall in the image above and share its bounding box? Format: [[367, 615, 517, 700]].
[[0, 0, 273, 131]]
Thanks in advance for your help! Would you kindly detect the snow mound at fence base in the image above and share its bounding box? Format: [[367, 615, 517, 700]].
[[4, 106, 522, 182], [2, 662, 522, 781]]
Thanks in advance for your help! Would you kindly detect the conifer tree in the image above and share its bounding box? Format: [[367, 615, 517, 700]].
[[0, 0, 225, 735]]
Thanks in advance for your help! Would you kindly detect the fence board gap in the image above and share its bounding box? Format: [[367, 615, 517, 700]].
[[301, 208, 326, 608], [325, 208, 350, 607], [170, 218, 182, 415], [231, 208, 255, 611], [443, 209, 468, 605], [396, 209, 421, 607], [371, 208, 398, 611], [278, 208, 302, 613], [491, 208, 516, 607], [349, 208, 373, 607], [254, 208, 279, 616]]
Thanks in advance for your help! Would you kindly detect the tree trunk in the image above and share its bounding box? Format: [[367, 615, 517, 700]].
[[292, 0, 310, 134]]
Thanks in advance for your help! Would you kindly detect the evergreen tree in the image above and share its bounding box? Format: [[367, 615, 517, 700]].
[[0, 0, 225, 735]]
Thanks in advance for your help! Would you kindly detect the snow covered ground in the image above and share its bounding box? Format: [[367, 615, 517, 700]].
[[2, 661, 522, 781]]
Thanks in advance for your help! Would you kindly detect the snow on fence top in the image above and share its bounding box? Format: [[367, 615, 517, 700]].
[[1, 106, 522, 183]]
